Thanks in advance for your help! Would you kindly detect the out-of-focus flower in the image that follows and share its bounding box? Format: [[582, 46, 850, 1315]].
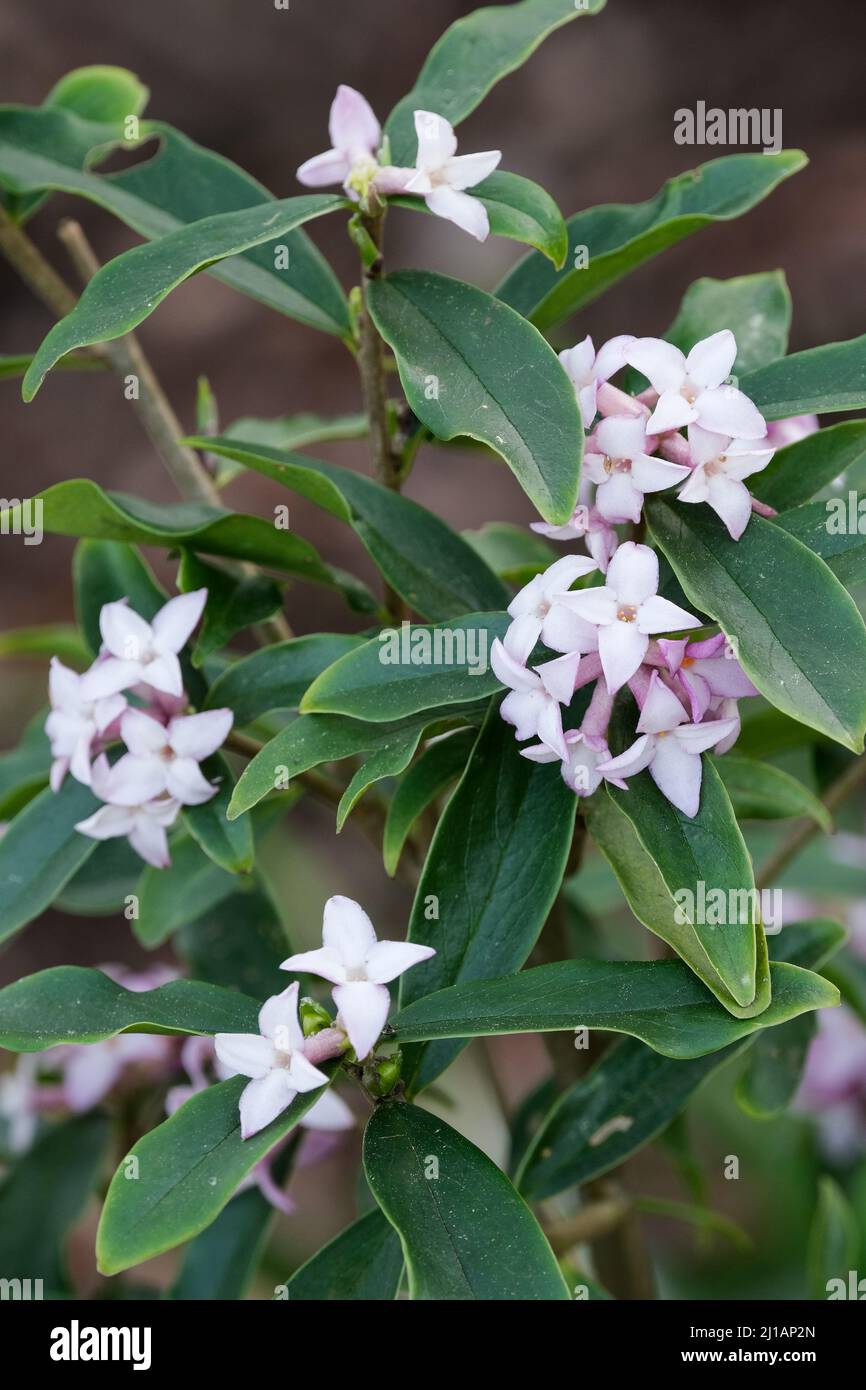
[[75, 759, 182, 869]]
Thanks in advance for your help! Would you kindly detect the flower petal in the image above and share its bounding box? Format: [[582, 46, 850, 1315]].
[[79, 657, 142, 700], [169, 708, 233, 761], [541, 602, 599, 655], [502, 613, 542, 665], [536, 651, 580, 705], [696, 386, 766, 440], [152, 589, 207, 654], [323, 895, 378, 969], [501, 689, 547, 742], [141, 652, 184, 697], [637, 672, 688, 733], [598, 621, 648, 694], [646, 391, 696, 435], [596, 733, 654, 780], [607, 541, 658, 606], [596, 414, 647, 460], [413, 110, 457, 168], [121, 708, 168, 757], [329, 84, 380, 157], [674, 716, 740, 756], [364, 939, 436, 984], [302, 1089, 355, 1131], [557, 586, 618, 626], [239, 1071, 294, 1140], [127, 814, 172, 868], [99, 600, 153, 662], [491, 637, 539, 693], [536, 695, 569, 761], [214, 1032, 275, 1080], [648, 736, 703, 818], [625, 338, 686, 392], [258, 981, 304, 1051], [630, 453, 691, 494], [594, 334, 636, 382], [442, 149, 501, 190], [686, 329, 737, 389], [424, 186, 489, 241], [280, 946, 348, 985], [636, 594, 701, 635], [286, 1051, 330, 1094], [296, 148, 351, 187], [99, 752, 167, 806], [706, 473, 754, 541], [332, 981, 390, 1061], [164, 758, 218, 806], [595, 472, 644, 524]]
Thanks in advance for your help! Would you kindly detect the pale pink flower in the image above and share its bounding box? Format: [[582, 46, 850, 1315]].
[[389, 111, 501, 241], [658, 633, 758, 722], [531, 485, 619, 573], [75, 756, 181, 868], [100, 707, 233, 807], [296, 84, 383, 199], [281, 897, 435, 1062], [559, 335, 635, 429], [45, 656, 126, 790], [584, 415, 690, 524], [94, 590, 207, 700], [765, 414, 819, 448], [678, 424, 775, 540], [490, 641, 580, 761], [626, 331, 767, 439], [503, 554, 599, 661], [521, 728, 626, 796]]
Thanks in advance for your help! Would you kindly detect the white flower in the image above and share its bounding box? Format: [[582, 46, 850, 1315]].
[[556, 541, 700, 694], [93, 590, 207, 699], [596, 672, 740, 818], [75, 756, 181, 868], [214, 982, 330, 1140], [490, 641, 580, 760], [678, 424, 775, 540], [44, 656, 126, 790], [625, 331, 767, 439], [520, 727, 626, 797], [559, 334, 635, 428], [296, 85, 384, 201], [503, 554, 599, 661], [280, 897, 435, 1061], [398, 110, 501, 241], [98, 707, 233, 807], [583, 415, 690, 524]]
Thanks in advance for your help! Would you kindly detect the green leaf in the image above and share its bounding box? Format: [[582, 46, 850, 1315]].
[[335, 735, 420, 832], [807, 1177, 860, 1300], [0, 718, 51, 819], [23, 193, 348, 399], [773, 500, 866, 588], [203, 634, 366, 726], [0, 623, 90, 667], [384, 0, 606, 163], [0, 351, 104, 379], [0, 778, 99, 943], [0, 107, 350, 336], [301, 612, 509, 720], [752, 421, 866, 511], [182, 754, 255, 874], [735, 1012, 816, 1119], [73, 537, 166, 654], [712, 754, 831, 828], [177, 551, 283, 665], [822, 948, 866, 1026], [224, 410, 367, 453], [366, 270, 584, 524], [393, 958, 838, 1058], [516, 919, 844, 1198], [364, 1102, 569, 1300], [177, 884, 292, 1001], [133, 829, 242, 947], [646, 496, 866, 752], [395, 169, 567, 265], [383, 729, 476, 876], [0, 966, 260, 1051], [194, 438, 509, 621], [399, 706, 577, 1093], [463, 520, 555, 585], [283, 1209, 404, 1301], [664, 272, 791, 375], [5, 482, 375, 611], [172, 1187, 278, 1302], [741, 333, 866, 420], [0, 1115, 110, 1293], [54, 837, 143, 916], [96, 1071, 334, 1275], [496, 152, 806, 329], [46, 65, 149, 124]]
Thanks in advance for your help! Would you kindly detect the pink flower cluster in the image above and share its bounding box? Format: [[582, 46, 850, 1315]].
[[45, 590, 233, 868]]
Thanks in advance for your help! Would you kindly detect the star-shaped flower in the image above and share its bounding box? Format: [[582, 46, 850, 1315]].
[[583, 415, 690, 524], [625, 331, 767, 439], [678, 424, 775, 540]]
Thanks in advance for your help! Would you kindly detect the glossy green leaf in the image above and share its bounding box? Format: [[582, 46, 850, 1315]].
[[393, 957, 837, 1058], [366, 270, 584, 525], [23, 193, 347, 399], [336, 735, 420, 832], [752, 421, 866, 511], [383, 729, 476, 876], [72, 537, 166, 655], [96, 1071, 334, 1275], [399, 706, 577, 1093], [364, 1102, 569, 1300], [741, 333, 866, 420], [384, 0, 606, 163], [0, 718, 51, 819], [0, 351, 104, 380], [203, 634, 366, 726], [646, 496, 866, 752], [664, 271, 791, 375], [194, 437, 509, 621], [3, 482, 374, 611], [0, 778, 99, 943], [177, 884, 292, 1002], [712, 754, 831, 828], [0, 966, 260, 1051], [284, 1209, 404, 1301], [0, 1115, 110, 1293], [53, 837, 142, 916], [496, 152, 806, 329], [395, 169, 567, 265], [177, 552, 283, 665], [0, 106, 350, 335], [172, 1187, 279, 1302], [463, 521, 555, 585], [807, 1177, 860, 1300], [302, 612, 509, 720], [516, 919, 844, 1197], [773, 500, 866, 589], [736, 1012, 816, 1119], [46, 66, 149, 125], [182, 755, 255, 874], [133, 830, 242, 947], [224, 411, 367, 453]]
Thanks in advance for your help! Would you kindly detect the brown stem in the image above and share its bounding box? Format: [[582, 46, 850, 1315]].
[[545, 1194, 632, 1252], [756, 752, 866, 889], [0, 204, 78, 317]]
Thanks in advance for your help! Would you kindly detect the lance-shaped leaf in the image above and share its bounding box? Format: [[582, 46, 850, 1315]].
[[366, 270, 584, 525], [712, 754, 831, 829], [752, 421, 866, 511], [0, 966, 260, 1051], [496, 152, 806, 329], [772, 500, 866, 589], [172, 1186, 281, 1302], [0, 624, 90, 667], [178, 884, 293, 1002], [203, 634, 366, 726], [363, 1102, 569, 1301], [0, 717, 51, 819], [663, 271, 791, 375], [740, 333, 866, 420], [191, 438, 508, 621], [0, 107, 350, 336], [133, 830, 243, 948], [392, 957, 838, 1058], [646, 496, 866, 752], [335, 735, 420, 832], [0, 778, 99, 944], [96, 1070, 334, 1275], [735, 1012, 817, 1119], [224, 411, 368, 453], [1, 482, 375, 611], [516, 919, 844, 1198], [399, 707, 577, 1093], [23, 193, 348, 399], [394, 170, 567, 265], [283, 1209, 404, 1301], [301, 613, 509, 720], [384, 0, 606, 163], [182, 755, 254, 874], [584, 784, 769, 1016], [177, 551, 283, 666], [383, 729, 476, 877]]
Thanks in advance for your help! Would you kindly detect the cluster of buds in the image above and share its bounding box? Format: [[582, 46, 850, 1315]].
[[45, 590, 233, 867]]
